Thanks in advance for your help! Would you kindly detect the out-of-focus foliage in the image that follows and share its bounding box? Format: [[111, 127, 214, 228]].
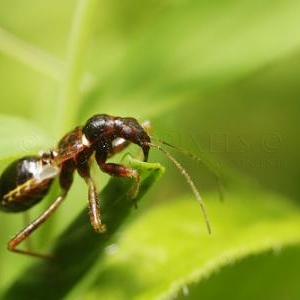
[[0, 0, 300, 299]]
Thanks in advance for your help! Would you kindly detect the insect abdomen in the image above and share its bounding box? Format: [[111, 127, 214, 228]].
[[0, 156, 53, 212]]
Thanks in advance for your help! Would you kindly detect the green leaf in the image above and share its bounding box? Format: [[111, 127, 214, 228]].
[[175, 245, 300, 300], [71, 189, 300, 299], [2, 155, 164, 300]]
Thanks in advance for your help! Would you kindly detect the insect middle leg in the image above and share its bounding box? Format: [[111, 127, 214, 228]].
[[76, 155, 106, 233]]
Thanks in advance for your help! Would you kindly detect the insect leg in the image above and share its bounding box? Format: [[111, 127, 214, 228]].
[[96, 151, 141, 200], [22, 211, 33, 252], [87, 176, 106, 233], [7, 160, 75, 258], [76, 155, 106, 233], [7, 189, 69, 259]]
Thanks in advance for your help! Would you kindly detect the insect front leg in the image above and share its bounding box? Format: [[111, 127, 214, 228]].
[[95, 151, 141, 201]]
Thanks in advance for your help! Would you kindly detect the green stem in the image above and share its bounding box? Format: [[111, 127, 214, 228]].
[[0, 27, 64, 80], [55, 0, 97, 136]]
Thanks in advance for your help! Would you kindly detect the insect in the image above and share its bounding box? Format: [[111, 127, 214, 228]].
[[0, 114, 214, 258]]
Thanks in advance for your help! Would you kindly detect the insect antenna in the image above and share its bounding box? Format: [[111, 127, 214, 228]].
[[151, 137, 224, 202], [147, 142, 212, 235]]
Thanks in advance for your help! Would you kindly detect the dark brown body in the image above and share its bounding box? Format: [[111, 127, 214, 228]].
[[55, 114, 150, 233], [0, 114, 151, 258], [0, 113, 213, 258]]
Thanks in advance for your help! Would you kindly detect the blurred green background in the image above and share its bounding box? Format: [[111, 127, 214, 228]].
[[0, 0, 300, 299]]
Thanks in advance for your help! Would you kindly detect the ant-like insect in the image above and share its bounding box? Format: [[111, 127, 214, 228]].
[[0, 114, 218, 259]]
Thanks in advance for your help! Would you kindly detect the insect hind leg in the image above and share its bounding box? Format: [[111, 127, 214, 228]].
[[7, 189, 69, 259]]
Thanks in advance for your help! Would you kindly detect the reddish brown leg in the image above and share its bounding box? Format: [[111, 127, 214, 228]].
[[8, 160, 75, 259], [85, 176, 106, 233], [97, 160, 141, 200], [22, 211, 33, 251], [76, 154, 106, 233], [7, 189, 69, 259]]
